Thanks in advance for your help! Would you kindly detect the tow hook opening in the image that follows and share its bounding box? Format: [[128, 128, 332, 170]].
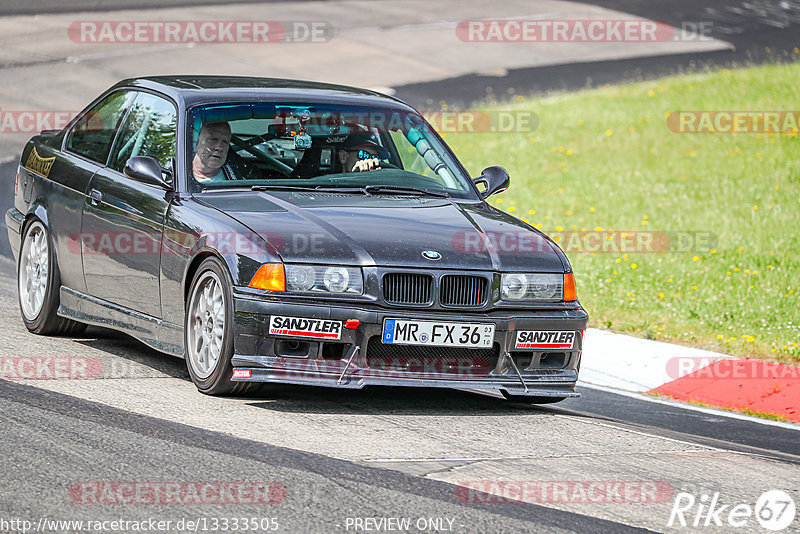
[[274, 339, 314, 358]]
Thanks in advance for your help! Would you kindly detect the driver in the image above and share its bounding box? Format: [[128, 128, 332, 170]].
[[338, 132, 391, 173], [193, 121, 231, 182]]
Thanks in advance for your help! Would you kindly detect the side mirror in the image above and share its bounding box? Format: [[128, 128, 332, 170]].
[[473, 166, 510, 199], [123, 156, 172, 189]]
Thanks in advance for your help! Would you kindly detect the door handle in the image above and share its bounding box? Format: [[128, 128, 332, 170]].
[[89, 189, 103, 205]]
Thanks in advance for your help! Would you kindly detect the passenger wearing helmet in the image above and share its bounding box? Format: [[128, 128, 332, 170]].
[[338, 132, 391, 173]]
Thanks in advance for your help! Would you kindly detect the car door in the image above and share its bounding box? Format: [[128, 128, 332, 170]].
[[55, 90, 135, 293], [80, 91, 177, 318]]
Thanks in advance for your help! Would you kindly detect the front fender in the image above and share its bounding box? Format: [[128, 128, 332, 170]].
[[160, 196, 283, 322]]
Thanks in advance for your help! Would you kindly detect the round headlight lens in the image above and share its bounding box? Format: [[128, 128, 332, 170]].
[[530, 280, 558, 299], [323, 266, 350, 293], [501, 273, 527, 300], [286, 265, 315, 291]]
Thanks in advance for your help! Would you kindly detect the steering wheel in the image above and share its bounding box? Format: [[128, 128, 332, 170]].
[[229, 134, 293, 176]]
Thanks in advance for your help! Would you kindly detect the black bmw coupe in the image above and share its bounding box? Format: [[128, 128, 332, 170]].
[[7, 76, 587, 402]]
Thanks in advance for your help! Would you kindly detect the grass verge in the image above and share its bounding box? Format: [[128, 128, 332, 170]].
[[445, 61, 800, 363]]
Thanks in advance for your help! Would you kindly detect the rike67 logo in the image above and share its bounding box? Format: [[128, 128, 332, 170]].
[[668, 490, 796, 531]]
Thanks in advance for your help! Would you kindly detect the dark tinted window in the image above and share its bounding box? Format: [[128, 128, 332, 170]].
[[110, 92, 177, 174], [65, 91, 134, 164]]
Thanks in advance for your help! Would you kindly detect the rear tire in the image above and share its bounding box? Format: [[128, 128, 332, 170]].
[[18, 219, 86, 336]]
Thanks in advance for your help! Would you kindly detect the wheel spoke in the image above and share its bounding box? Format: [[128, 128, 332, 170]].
[[34, 233, 43, 259], [203, 345, 213, 370], [212, 284, 222, 307], [38, 232, 47, 255], [33, 285, 40, 306], [203, 283, 213, 308], [201, 342, 210, 367]]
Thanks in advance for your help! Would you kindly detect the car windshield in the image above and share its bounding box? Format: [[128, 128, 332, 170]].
[[186, 102, 477, 198]]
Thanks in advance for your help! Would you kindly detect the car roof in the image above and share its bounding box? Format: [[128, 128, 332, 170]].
[[114, 76, 417, 112]]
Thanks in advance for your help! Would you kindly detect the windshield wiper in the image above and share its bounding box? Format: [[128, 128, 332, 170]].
[[251, 185, 366, 194], [251, 184, 448, 197], [363, 185, 450, 198]]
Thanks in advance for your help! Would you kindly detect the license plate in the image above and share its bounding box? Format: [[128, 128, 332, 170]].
[[382, 319, 495, 348]]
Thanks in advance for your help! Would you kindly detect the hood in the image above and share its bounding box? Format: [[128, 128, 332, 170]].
[[197, 191, 566, 272]]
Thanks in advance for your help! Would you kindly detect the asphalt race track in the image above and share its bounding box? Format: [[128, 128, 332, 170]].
[[1, 1, 799, 532], [1, 248, 799, 532], [1, 166, 798, 531], [393, 0, 800, 107]]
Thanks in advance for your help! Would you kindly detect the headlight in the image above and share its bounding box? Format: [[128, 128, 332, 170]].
[[501, 273, 563, 301], [501, 273, 527, 300], [284, 264, 363, 294], [323, 266, 350, 292], [285, 265, 315, 291]]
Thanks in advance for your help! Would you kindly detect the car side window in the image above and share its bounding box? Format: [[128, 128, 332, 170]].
[[65, 91, 134, 164], [109, 92, 177, 175]]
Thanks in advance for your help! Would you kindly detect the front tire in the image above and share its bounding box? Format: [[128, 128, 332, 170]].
[[18, 219, 86, 336], [185, 257, 254, 396]]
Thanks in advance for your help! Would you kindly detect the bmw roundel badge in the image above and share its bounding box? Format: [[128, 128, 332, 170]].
[[422, 250, 441, 260]]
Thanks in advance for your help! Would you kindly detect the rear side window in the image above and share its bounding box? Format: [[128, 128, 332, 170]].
[[65, 91, 134, 164], [109, 92, 177, 173]]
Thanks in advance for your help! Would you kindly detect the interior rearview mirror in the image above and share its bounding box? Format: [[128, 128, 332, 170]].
[[473, 166, 510, 199]]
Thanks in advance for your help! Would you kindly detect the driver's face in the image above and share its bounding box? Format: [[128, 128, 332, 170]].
[[196, 125, 231, 171]]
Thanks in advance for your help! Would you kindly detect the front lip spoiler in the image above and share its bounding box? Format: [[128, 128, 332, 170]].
[[230, 359, 580, 398]]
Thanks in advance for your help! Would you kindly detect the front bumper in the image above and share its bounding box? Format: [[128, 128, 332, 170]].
[[231, 294, 588, 398]]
